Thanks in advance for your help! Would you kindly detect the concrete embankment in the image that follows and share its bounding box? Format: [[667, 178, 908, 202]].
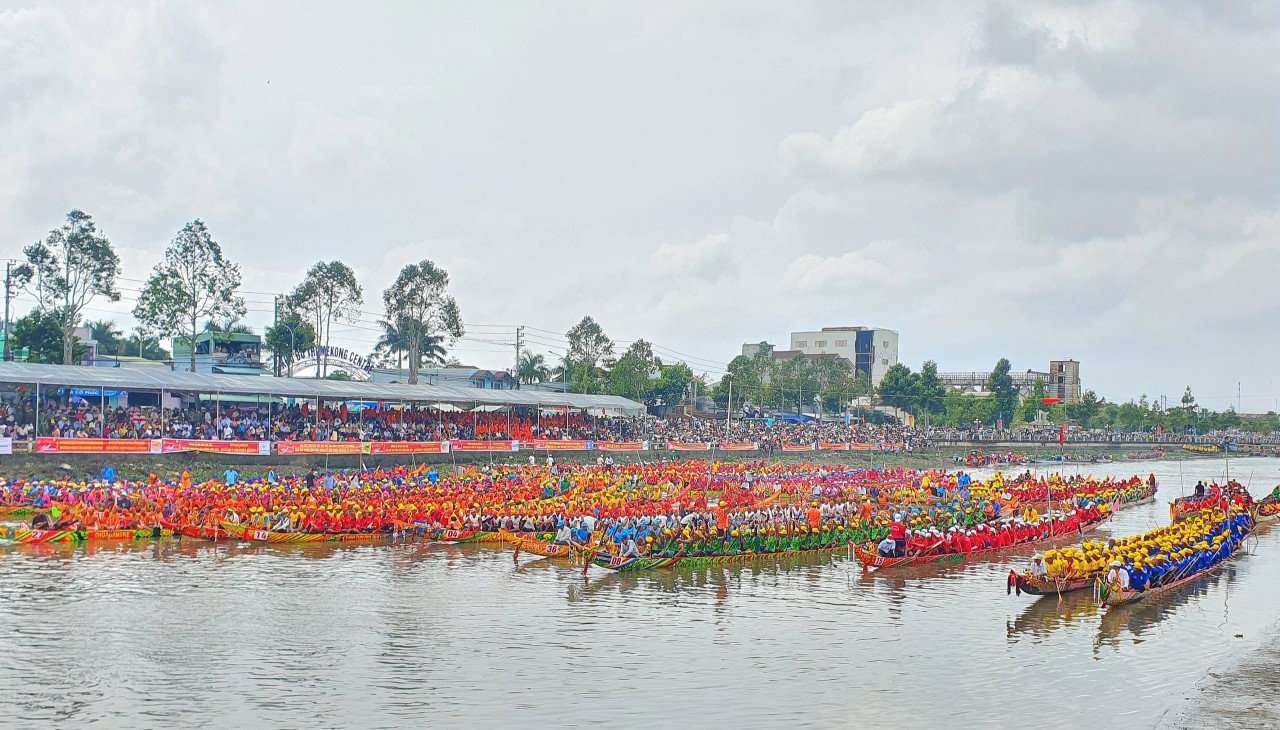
[[1157, 627, 1280, 729]]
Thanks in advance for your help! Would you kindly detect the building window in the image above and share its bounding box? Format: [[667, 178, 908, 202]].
[[794, 341, 807, 348], [835, 340, 847, 348], [814, 340, 827, 348], [882, 340, 889, 348]]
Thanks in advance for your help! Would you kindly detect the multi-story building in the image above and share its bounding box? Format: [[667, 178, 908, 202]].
[[1049, 359, 1082, 404], [787, 327, 899, 385]]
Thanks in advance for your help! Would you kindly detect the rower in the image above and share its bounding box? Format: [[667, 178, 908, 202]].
[[876, 535, 897, 557], [1030, 554, 1047, 578], [619, 535, 640, 558], [553, 523, 572, 545], [1104, 559, 1131, 592]]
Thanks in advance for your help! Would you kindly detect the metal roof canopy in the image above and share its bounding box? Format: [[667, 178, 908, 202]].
[[0, 363, 645, 415]]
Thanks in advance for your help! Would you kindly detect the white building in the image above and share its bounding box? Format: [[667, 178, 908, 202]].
[[788, 326, 899, 385]]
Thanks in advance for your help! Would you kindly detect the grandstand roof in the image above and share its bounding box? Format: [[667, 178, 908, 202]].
[[0, 362, 645, 414]]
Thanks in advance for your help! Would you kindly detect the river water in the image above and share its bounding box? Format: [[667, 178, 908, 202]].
[[1, 457, 1278, 729]]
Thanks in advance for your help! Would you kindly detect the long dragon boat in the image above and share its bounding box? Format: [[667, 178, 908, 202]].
[[219, 522, 401, 544], [1007, 572, 1095, 596], [1, 525, 174, 544], [589, 541, 851, 572], [499, 528, 576, 557], [1256, 495, 1279, 524], [1101, 516, 1253, 607], [854, 512, 1111, 572]]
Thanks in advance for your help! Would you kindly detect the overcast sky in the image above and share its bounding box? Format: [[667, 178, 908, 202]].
[[1, 1, 1276, 410]]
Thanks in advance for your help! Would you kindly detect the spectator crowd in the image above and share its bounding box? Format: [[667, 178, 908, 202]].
[[1, 396, 1275, 450]]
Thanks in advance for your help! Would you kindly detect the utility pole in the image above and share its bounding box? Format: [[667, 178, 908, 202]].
[[272, 295, 280, 377], [514, 325, 524, 389], [3, 261, 12, 362]]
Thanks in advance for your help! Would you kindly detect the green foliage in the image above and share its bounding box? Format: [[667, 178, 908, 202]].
[[917, 360, 946, 415], [517, 351, 551, 384], [84, 319, 124, 356], [566, 316, 615, 373], [13, 308, 80, 363], [713, 353, 866, 414], [15, 209, 121, 364], [1022, 378, 1048, 422], [133, 219, 245, 372], [877, 363, 919, 413], [287, 261, 363, 377], [123, 327, 171, 361], [938, 390, 997, 427], [324, 371, 353, 381], [381, 259, 463, 384], [372, 315, 448, 373], [653, 362, 697, 407], [265, 312, 317, 373], [986, 357, 1018, 426], [607, 340, 661, 402], [1065, 389, 1102, 428]]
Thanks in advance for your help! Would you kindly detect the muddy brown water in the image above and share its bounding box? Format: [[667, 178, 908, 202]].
[[1, 457, 1278, 729]]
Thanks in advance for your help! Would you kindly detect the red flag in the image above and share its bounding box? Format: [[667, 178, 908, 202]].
[[1059, 425, 1067, 447]]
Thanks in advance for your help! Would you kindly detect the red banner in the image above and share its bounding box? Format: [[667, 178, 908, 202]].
[[450, 440, 519, 452], [596, 441, 647, 451], [368, 441, 450, 455], [162, 439, 271, 455], [36, 438, 160, 454], [667, 442, 712, 451], [782, 443, 816, 452], [818, 442, 850, 451], [718, 442, 758, 451], [524, 439, 591, 451], [276, 441, 367, 455]]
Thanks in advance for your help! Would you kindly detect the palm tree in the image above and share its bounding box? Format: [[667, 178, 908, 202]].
[[84, 319, 123, 355], [518, 351, 551, 384], [374, 316, 447, 371]]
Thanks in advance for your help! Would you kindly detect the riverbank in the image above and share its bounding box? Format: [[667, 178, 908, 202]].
[[1157, 624, 1280, 729]]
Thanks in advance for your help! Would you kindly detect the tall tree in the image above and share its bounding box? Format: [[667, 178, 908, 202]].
[[287, 261, 363, 377], [566, 316, 615, 376], [1023, 378, 1048, 422], [608, 339, 661, 401], [132, 219, 245, 373], [265, 312, 317, 375], [986, 357, 1018, 427], [517, 351, 551, 384], [876, 363, 919, 414], [917, 360, 947, 416], [652, 362, 696, 407], [381, 259, 463, 384], [14, 209, 121, 365]]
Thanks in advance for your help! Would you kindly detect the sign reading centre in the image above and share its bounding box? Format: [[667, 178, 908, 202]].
[[283, 346, 374, 380]]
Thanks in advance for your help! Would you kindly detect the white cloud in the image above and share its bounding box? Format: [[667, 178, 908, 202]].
[[0, 1, 1276, 408]]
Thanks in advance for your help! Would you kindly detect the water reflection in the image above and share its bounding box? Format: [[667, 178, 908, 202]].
[[1007, 592, 1102, 642], [0, 457, 1278, 729]]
